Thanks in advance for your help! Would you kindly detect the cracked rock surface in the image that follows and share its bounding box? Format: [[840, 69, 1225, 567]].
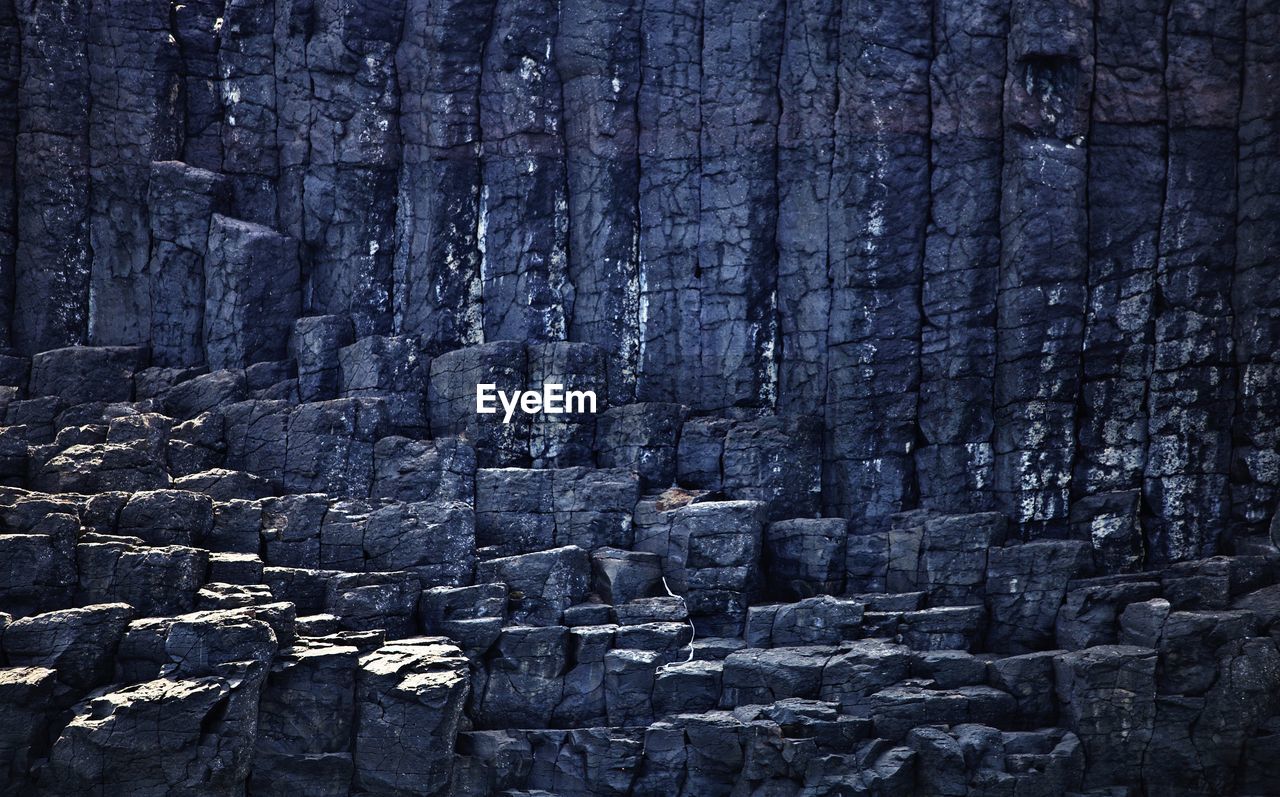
[[0, 0, 1276, 795]]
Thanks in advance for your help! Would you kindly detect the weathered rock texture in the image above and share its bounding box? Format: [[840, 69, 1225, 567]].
[[0, 0, 1277, 795]]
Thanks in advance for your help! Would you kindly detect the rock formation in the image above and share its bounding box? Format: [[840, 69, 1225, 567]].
[[0, 0, 1277, 795]]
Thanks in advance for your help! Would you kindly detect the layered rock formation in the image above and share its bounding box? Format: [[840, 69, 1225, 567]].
[[0, 0, 1277, 795]]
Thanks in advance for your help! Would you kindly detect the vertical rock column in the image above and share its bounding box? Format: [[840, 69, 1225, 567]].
[[776, 0, 840, 413], [634, 0, 700, 403], [0, 1, 16, 350], [1076, 0, 1166, 502], [86, 0, 182, 345], [916, 0, 1008, 513], [273, 0, 313, 242], [173, 0, 226, 170], [479, 0, 571, 343], [696, 0, 784, 410], [204, 214, 301, 371], [147, 161, 231, 367], [394, 0, 493, 353], [1145, 0, 1244, 562], [993, 0, 1093, 537], [300, 0, 405, 337], [824, 0, 930, 526], [13, 0, 91, 354], [1230, 0, 1280, 535], [558, 0, 642, 405], [219, 0, 279, 225]]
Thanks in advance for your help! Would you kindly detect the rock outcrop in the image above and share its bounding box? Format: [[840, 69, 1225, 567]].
[[0, 0, 1276, 795]]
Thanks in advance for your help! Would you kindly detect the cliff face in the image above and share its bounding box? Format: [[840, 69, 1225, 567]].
[[0, 0, 1273, 548], [0, 0, 1269, 552], [0, 0, 1278, 795]]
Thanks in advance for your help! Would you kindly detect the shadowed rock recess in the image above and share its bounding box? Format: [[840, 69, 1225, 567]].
[[0, 0, 1278, 794]]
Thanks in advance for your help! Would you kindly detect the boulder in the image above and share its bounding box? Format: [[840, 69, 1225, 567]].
[[476, 626, 567, 729], [476, 546, 591, 626], [1055, 577, 1162, 649], [28, 346, 146, 404], [720, 414, 822, 519], [174, 468, 275, 500], [260, 494, 327, 568], [653, 660, 723, 715], [605, 648, 662, 725], [554, 624, 614, 727], [115, 606, 283, 682], [475, 467, 638, 556], [222, 399, 291, 485], [204, 214, 301, 370], [2, 603, 134, 694], [669, 500, 767, 636], [0, 532, 76, 616], [284, 399, 389, 497], [77, 541, 208, 617], [293, 315, 355, 403], [920, 512, 1007, 606], [325, 572, 420, 638], [0, 667, 55, 795], [985, 540, 1091, 652], [163, 369, 249, 419], [594, 402, 687, 488], [745, 595, 863, 647], [721, 646, 838, 707], [372, 436, 476, 504], [339, 335, 430, 435], [38, 441, 170, 493], [256, 638, 360, 760], [592, 547, 664, 605], [116, 489, 214, 547], [1053, 645, 1157, 789], [43, 668, 265, 796], [428, 341, 530, 467], [764, 517, 847, 599]]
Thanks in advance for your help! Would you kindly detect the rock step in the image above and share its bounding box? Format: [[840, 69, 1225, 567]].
[[0, 347, 1279, 794]]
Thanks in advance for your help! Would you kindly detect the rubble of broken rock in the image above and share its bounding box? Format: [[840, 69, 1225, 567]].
[[0, 343, 1279, 796]]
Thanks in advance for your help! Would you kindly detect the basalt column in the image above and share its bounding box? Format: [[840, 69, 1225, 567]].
[[14, 0, 91, 354], [479, 0, 571, 344], [1230, 0, 1280, 535], [86, 0, 182, 346], [173, 0, 226, 171], [696, 0, 784, 411], [993, 0, 1093, 537], [298, 0, 405, 338], [1144, 0, 1244, 563], [776, 0, 840, 413], [823, 0, 930, 527], [0, 1, 15, 349], [219, 0, 279, 226], [635, 0, 701, 403], [916, 0, 1008, 514], [274, 0, 312, 245], [1076, 0, 1166, 507], [394, 0, 493, 353], [558, 0, 642, 406]]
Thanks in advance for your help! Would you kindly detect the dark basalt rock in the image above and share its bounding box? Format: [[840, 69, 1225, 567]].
[[0, 1, 1275, 794], [2, 602, 134, 694], [204, 215, 301, 371], [43, 671, 262, 795], [354, 639, 469, 796], [28, 346, 147, 405]]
